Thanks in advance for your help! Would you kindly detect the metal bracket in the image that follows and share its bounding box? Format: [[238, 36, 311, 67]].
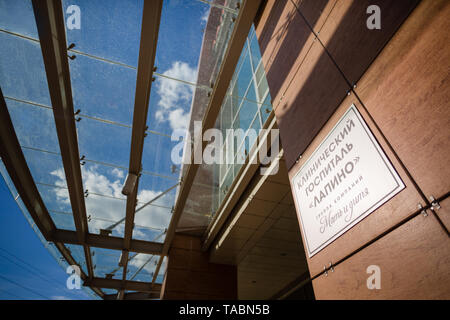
[[328, 262, 334, 273], [429, 196, 441, 211], [323, 262, 334, 277], [418, 203, 428, 217]]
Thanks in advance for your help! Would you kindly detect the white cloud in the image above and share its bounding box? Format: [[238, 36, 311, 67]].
[[156, 61, 197, 131], [111, 168, 124, 179], [50, 166, 173, 239], [168, 108, 190, 133]]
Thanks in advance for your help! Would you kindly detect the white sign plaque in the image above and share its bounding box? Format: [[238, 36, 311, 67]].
[[292, 105, 405, 257]]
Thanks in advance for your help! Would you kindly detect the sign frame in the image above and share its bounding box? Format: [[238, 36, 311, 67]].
[[292, 104, 405, 257]]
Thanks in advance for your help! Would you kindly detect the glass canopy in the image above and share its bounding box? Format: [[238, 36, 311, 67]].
[[0, 0, 270, 299]]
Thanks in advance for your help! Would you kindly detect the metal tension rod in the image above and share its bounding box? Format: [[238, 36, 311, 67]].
[[119, 0, 163, 300], [32, 0, 94, 279], [151, 0, 263, 286], [105, 182, 179, 232]]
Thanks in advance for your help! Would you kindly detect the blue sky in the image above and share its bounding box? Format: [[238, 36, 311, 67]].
[[0, 175, 92, 300]]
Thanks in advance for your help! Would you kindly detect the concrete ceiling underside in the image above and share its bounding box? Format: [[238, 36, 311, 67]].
[[209, 154, 310, 299]]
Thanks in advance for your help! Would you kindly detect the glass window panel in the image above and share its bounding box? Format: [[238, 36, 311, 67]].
[[205, 6, 239, 87], [22, 148, 65, 186], [133, 226, 166, 243], [4, 101, 57, 155], [133, 174, 175, 241], [91, 248, 123, 279], [146, 75, 198, 137], [0, 33, 50, 106], [257, 75, 269, 101], [245, 80, 258, 103], [255, 60, 265, 86], [85, 193, 126, 236], [80, 161, 128, 236], [0, 0, 38, 38], [231, 40, 248, 90], [66, 244, 88, 275], [36, 184, 74, 230], [69, 54, 137, 125], [249, 25, 262, 71], [234, 99, 258, 133], [155, 0, 208, 75], [260, 93, 272, 125], [184, 182, 216, 219], [230, 94, 242, 122], [126, 253, 157, 282], [142, 132, 180, 179], [246, 113, 260, 151], [49, 211, 76, 232], [62, 0, 143, 67], [232, 53, 252, 100], [220, 95, 233, 136], [76, 116, 131, 168]]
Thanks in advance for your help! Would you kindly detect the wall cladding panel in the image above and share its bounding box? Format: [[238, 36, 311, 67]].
[[274, 40, 350, 168], [355, 0, 450, 199], [255, 0, 349, 169], [315, 0, 419, 85], [312, 211, 450, 299]]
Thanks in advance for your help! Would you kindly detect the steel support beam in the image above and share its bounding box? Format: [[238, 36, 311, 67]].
[[120, 0, 163, 299], [52, 229, 164, 255], [151, 0, 262, 285], [0, 89, 56, 239], [85, 278, 162, 293], [32, 0, 93, 278]]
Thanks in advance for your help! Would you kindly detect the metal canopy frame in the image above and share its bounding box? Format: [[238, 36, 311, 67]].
[[1, 0, 262, 300], [32, 0, 94, 280], [120, 0, 163, 300]]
